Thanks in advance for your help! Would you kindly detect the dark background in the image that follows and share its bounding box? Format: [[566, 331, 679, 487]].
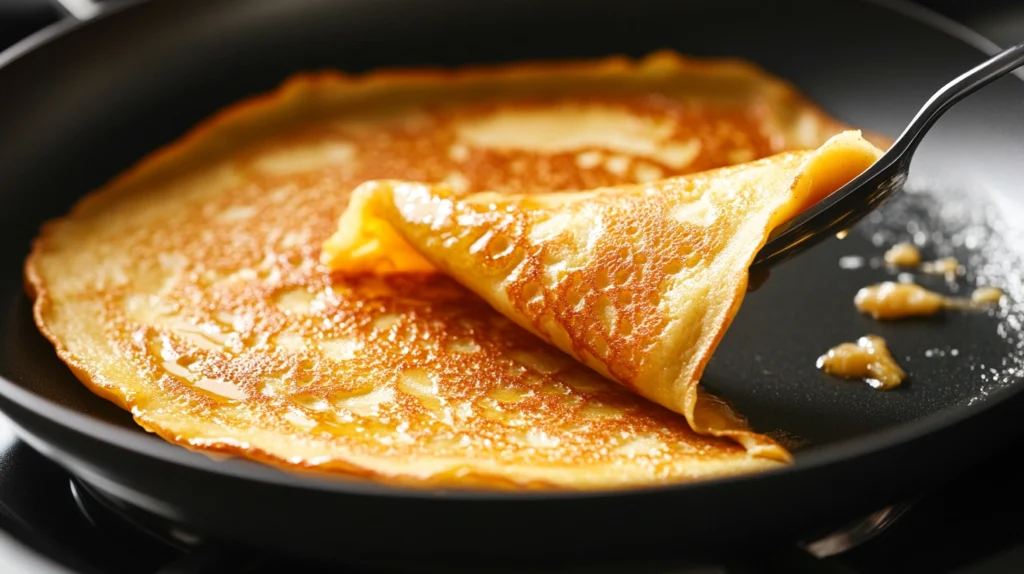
[[2, 0, 1024, 50]]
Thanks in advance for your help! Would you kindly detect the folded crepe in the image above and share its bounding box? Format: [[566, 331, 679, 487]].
[[323, 130, 883, 454]]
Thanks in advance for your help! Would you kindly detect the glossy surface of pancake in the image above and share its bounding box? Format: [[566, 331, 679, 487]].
[[324, 131, 883, 459], [28, 52, 865, 489]]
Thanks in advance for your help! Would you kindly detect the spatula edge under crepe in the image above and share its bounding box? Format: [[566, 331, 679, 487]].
[[322, 130, 884, 461]]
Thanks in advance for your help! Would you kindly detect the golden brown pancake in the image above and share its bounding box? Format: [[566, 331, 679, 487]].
[[323, 131, 883, 457], [28, 51, 873, 489]]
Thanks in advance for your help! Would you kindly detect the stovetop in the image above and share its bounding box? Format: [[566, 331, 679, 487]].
[[2, 1, 1024, 572]]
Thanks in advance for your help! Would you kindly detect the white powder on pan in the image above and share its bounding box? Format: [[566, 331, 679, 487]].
[[858, 176, 1024, 404]]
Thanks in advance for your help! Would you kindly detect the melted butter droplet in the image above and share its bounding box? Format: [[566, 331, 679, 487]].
[[971, 286, 1004, 305], [817, 335, 906, 390], [855, 282, 1006, 319], [921, 257, 961, 278], [883, 242, 921, 267], [854, 282, 946, 320]]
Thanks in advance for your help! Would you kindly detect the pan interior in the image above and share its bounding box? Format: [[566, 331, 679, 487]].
[[706, 179, 1024, 448]]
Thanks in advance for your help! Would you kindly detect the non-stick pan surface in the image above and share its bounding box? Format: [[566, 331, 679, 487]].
[[1, 0, 1024, 566]]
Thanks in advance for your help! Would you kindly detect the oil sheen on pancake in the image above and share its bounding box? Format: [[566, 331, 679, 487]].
[[28, 51, 872, 489], [323, 131, 883, 457]]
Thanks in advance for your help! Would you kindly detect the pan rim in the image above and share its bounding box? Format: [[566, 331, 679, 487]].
[[0, 0, 1021, 501]]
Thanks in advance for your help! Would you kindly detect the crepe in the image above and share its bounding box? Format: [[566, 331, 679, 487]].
[[324, 131, 883, 454], [27, 52, 873, 488]]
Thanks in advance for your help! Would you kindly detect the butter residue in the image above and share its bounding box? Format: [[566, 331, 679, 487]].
[[816, 335, 906, 390], [854, 282, 946, 320], [854, 281, 1004, 320], [877, 242, 959, 278], [971, 286, 1004, 305], [883, 242, 921, 267], [921, 256, 961, 278]]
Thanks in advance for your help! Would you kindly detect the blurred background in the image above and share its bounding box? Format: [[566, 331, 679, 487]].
[[2, 0, 1024, 50]]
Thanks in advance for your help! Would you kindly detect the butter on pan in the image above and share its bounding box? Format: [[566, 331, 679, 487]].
[[323, 130, 883, 458]]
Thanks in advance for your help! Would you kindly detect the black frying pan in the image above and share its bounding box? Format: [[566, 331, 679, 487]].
[[1, 0, 1024, 567]]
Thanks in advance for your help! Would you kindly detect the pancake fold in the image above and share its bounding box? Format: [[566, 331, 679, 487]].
[[323, 130, 883, 458]]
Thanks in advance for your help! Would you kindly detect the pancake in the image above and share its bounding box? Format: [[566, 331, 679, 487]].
[[28, 51, 872, 489], [323, 131, 883, 456]]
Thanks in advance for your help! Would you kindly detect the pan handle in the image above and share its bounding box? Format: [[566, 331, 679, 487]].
[[50, 0, 105, 21]]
